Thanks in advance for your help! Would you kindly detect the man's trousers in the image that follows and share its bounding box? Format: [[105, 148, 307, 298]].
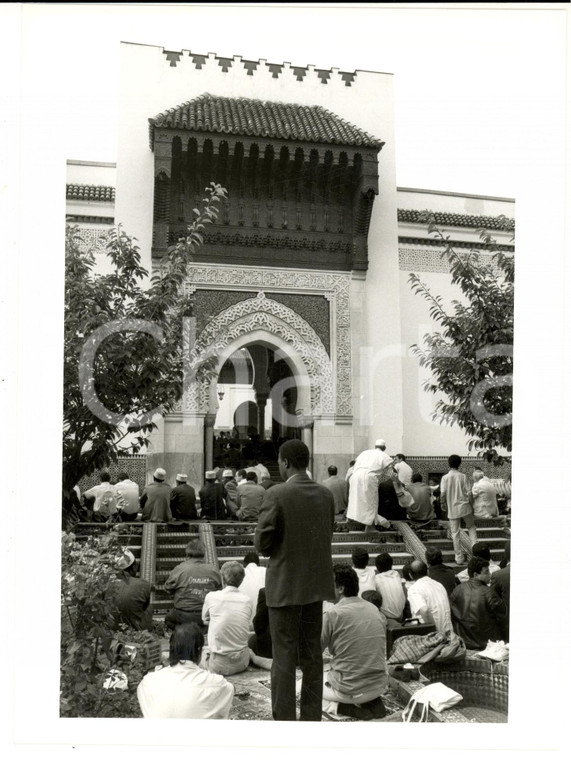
[[449, 514, 477, 564], [268, 601, 323, 721]]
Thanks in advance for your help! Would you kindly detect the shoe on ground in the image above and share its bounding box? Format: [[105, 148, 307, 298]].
[[338, 697, 386, 721]]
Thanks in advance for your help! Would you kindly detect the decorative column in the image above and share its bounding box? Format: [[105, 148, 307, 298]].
[[204, 413, 217, 471], [299, 414, 315, 475], [255, 392, 269, 438]]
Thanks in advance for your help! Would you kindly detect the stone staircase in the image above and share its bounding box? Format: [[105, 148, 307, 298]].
[[71, 513, 509, 621], [407, 517, 510, 569]]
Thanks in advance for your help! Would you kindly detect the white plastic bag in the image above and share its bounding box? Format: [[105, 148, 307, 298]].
[[402, 682, 463, 721]]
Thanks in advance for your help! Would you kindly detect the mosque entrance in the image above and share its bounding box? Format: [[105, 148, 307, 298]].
[[211, 342, 304, 474]]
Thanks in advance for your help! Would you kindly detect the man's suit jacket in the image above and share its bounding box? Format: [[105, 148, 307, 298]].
[[254, 472, 335, 607]]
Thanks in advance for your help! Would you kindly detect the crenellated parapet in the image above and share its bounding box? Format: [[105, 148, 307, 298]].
[[161, 49, 359, 87]]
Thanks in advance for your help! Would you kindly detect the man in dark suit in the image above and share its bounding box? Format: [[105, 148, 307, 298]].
[[255, 439, 335, 721]]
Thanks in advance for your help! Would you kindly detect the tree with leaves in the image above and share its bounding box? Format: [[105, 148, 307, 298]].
[[63, 183, 227, 524], [408, 213, 514, 463]]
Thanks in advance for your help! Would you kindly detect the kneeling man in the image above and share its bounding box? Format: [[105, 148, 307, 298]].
[[321, 565, 387, 720]]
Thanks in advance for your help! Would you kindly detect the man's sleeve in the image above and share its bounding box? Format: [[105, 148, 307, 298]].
[[254, 488, 279, 556], [486, 586, 507, 624], [489, 573, 503, 600], [440, 476, 448, 507], [407, 588, 428, 622], [202, 593, 212, 624], [163, 567, 178, 593], [321, 609, 333, 652], [140, 490, 148, 509]]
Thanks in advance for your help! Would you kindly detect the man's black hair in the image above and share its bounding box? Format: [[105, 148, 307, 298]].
[[333, 564, 359, 598], [246, 471, 258, 483], [395, 454, 406, 462], [468, 557, 489, 578], [351, 548, 369, 569], [361, 590, 383, 610], [328, 465, 338, 476], [401, 562, 414, 582], [411, 473, 423, 483], [375, 552, 393, 573], [448, 454, 462, 469], [237, 469, 247, 479], [118, 472, 130, 481], [169, 623, 204, 667], [410, 560, 428, 580], [279, 439, 310, 470], [243, 551, 260, 566], [472, 542, 491, 561], [100, 471, 111, 482], [425, 546, 444, 566]]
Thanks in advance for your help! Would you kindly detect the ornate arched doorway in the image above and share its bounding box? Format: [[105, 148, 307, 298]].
[[184, 292, 334, 471]]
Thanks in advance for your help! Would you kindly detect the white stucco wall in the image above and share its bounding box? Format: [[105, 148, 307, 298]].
[[396, 187, 514, 456]]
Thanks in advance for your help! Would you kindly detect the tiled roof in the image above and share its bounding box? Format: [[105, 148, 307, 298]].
[[66, 184, 115, 202], [149, 93, 383, 149], [398, 209, 515, 232]]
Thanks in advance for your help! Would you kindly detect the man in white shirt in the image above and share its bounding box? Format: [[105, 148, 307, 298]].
[[137, 622, 234, 719], [238, 551, 266, 624], [407, 560, 453, 635], [456, 542, 501, 584], [351, 547, 376, 596], [83, 471, 117, 522], [202, 561, 253, 676], [471, 468, 499, 518], [115, 471, 140, 522], [346, 440, 393, 529], [393, 454, 413, 487], [374, 553, 406, 622]]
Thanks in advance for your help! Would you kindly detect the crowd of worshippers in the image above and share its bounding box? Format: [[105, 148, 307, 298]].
[[76, 461, 273, 524], [75, 440, 509, 543], [110, 537, 510, 720]]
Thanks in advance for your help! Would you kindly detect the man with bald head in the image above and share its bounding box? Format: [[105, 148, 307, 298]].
[[346, 439, 392, 530], [407, 560, 453, 635]]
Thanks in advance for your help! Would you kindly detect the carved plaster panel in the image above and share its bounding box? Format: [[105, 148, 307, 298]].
[[184, 265, 352, 419]]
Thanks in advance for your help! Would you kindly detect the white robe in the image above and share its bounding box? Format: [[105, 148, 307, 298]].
[[346, 448, 393, 525]]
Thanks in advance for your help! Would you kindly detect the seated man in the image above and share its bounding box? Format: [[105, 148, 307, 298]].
[[450, 557, 508, 650], [115, 472, 140, 522], [199, 471, 226, 520], [456, 542, 501, 584], [83, 470, 117, 523], [236, 471, 265, 522], [137, 623, 234, 719], [221, 469, 239, 518], [425, 546, 458, 597], [321, 565, 387, 720], [202, 561, 253, 676], [351, 547, 376, 596], [374, 552, 406, 623], [406, 560, 453, 635], [406, 474, 436, 523], [238, 551, 266, 625], [248, 587, 273, 670], [163, 539, 222, 630], [111, 549, 153, 631], [490, 545, 510, 642], [140, 468, 172, 523], [170, 474, 197, 521]]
